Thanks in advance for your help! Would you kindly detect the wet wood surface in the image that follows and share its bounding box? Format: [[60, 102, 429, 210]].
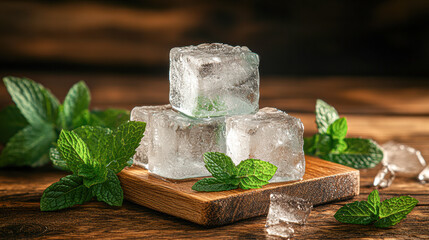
[[0, 73, 428, 239]]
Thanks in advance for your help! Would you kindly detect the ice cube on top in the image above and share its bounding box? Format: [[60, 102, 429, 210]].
[[169, 43, 260, 118], [381, 141, 426, 176], [130, 104, 172, 168], [148, 109, 226, 179], [226, 107, 305, 182]]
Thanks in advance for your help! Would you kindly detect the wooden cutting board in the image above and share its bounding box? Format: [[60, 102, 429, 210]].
[[118, 156, 359, 226]]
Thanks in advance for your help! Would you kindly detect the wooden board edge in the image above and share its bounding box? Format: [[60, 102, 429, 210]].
[[200, 170, 360, 226]]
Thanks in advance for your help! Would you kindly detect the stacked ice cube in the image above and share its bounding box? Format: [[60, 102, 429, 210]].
[[131, 43, 305, 182]]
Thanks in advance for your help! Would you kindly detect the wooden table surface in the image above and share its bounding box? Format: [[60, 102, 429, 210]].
[[1, 73, 428, 239]]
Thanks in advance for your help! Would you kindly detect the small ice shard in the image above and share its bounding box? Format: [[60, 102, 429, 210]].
[[148, 109, 226, 179], [418, 166, 429, 184], [169, 43, 260, 118], [373, 165, 396, 188], [226, 107, 305, 182], [381, 141, 426, 176], [265, 193, 312, 238], [130, 104, 172, 168]]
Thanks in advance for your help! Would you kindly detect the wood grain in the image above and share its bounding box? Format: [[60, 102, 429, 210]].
[[117, 156, 359, 226], [0, 75, 428, 239]]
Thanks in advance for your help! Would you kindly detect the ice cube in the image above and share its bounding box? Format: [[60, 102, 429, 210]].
[[169, 43, 259, 118], [265, 193, 312, 238], [226, 107, 305, 182], [381, 141, 426, 176], [148, 109, 226, 179], [373, 165, 396, 188], [130, 104, 171, 168]]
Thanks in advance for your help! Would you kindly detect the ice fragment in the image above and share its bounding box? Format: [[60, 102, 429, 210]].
[[265, 193, 312, 238]]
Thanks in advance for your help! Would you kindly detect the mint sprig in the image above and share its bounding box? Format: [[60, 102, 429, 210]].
[[335, 189, 418, 228], [192, 152, 277, 192], [304, 99, 383, 169], [0, 77, 130, 168], [40, 121, 145, 211]]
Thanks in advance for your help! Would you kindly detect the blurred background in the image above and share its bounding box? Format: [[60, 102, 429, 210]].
[[0, 0, 428, 77]]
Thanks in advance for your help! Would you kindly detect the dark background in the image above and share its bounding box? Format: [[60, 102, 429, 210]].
[[0, 0, 428, 77]]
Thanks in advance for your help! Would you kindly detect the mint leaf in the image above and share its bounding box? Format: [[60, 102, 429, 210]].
[[327, 117, 347, 140], [0, 105, 28, 144], [108, 121, 146, 173], [334, 201, 379, 225], [331, 139, 348, 153], [90, 109, 130, 130], [50, 147, 69, 171], [0, 123, 56, 167], [40, 174, 92, 211], [203, 152, 238, 180], [73, 126, 112, 162], [315, 99, 339, 133], [367, 189, 381, 216], [192, 178, 238, 192], [323, 138, 383, 169], [374, 196, 419, 228], [237, 159, 277, 189], [3, 77, 59, 125], [57, 130, 91, 172], [77, 163, 108, 187], [304, 136, 317, 155], [72, 109, 91, 129], [63, 81, 90, 129], [91, 170, 123, 206], [57, 130, 107, 187]]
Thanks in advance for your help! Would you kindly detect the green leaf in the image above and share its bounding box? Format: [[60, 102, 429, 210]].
[[57, 130, 91, 173], [367, 189, 381, 216], [40, 174, 92, 211], [0, 123, 56, 167], [73, 126, 112, 162], [331, 139, 348, 153], [203, 152, 238, 180], [192, 178, 238, 192], [50, 147, 69, 171], [304, 136, 316, 155], [327, 117, 348, 140], [322, 138, 383, 169], [236, 159, 277, 189], [0, 105, 28, 144], [315, 99, 339, 134], [63, 81, 91, 129], [334, 201, 379, 225], [3, 76, 59, 125], [108, 121, 146, 173], [91, 170, 123, 206], [374, 196, 419, 228], [90, 109, 130, 130], [56, 105, 67, 130], [72, 109, 91, 129]]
